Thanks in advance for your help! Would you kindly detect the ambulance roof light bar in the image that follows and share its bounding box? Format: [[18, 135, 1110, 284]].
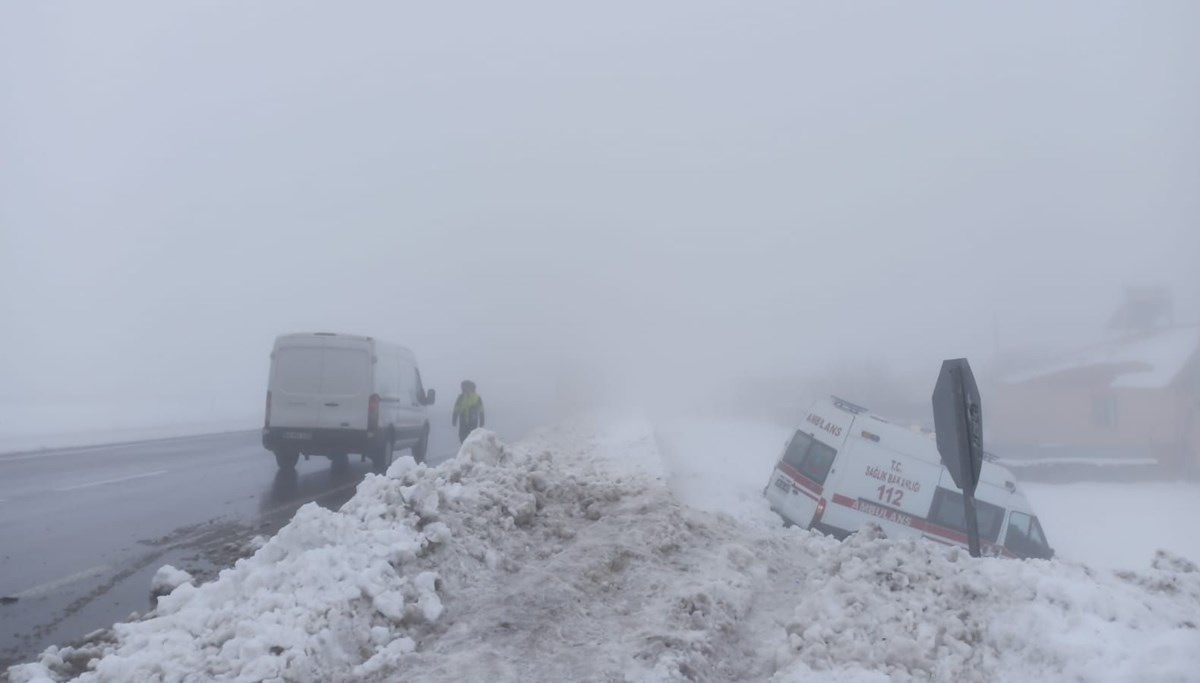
[[831, 396, 869, 415]]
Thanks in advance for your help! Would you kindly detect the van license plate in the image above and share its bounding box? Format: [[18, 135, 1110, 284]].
[[283, 432, 312, 440]]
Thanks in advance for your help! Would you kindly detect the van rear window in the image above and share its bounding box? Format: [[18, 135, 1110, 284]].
[[781, 431, 837, 485]]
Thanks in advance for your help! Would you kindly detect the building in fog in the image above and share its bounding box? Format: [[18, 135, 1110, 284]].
[[991, 289, 1200, 479]]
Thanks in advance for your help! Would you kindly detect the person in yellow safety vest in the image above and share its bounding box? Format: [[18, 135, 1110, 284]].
[[452, 380, 485, 444]]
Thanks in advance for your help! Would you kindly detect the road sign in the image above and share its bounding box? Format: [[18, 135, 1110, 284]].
[[932, 358, 985, 557]]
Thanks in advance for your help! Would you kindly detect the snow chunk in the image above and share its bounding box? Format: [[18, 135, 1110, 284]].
[[455, 429, 511, 465], [422, 521, 452, 545], [412, 572, 443, 623], [149, 565, 193, 598], [385, 454, 421, 479]]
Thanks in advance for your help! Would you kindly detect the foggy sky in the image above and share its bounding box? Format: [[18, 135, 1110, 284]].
[[2, 2, 1197, 426]]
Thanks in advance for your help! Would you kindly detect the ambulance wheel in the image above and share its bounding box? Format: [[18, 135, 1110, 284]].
[[274, 450, 299, 470]]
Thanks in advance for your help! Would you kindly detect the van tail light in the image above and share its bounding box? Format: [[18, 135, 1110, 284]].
[[264, 391, 272, 429], [811, 497, 828, 527], [368, 394, 380, 431]]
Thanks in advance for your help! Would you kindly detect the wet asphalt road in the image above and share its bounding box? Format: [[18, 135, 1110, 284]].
[[0, 424, 460, 670]]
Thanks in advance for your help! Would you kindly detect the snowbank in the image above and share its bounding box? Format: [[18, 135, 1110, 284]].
[[9, 419, 1200, 682], [772, 527, 1200, 683]]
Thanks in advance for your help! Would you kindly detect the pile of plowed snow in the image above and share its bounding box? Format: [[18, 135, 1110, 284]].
[[9, 420, 1199, 682]]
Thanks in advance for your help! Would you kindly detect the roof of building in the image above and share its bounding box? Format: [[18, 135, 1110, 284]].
[[1001, 325, 1200, 389]]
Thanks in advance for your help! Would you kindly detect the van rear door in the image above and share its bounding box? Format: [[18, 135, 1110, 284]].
[[315, 346, 371, 431], [269, 345, 323, 429], [270, 341, 371, 431]]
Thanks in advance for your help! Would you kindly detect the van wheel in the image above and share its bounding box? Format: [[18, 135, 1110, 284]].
[[370, 435, 394, 474], [274, 450, 299, 470], [412, 427, 429, 464]]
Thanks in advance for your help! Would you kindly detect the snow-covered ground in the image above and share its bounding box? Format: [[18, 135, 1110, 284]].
[[1022, 481, 1200, 571], [8, 418, 1200, 682], [0, 402, 260, 454], [652, 418, 792, 530]]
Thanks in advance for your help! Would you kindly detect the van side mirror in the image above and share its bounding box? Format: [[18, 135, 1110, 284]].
[[423, 389, 436, 406]]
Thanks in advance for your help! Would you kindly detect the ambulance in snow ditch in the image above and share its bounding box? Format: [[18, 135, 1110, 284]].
[[764, 397, 1054, 559]]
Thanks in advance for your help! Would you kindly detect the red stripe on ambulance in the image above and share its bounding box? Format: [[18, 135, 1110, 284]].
[[830, 494, 1014, 557]]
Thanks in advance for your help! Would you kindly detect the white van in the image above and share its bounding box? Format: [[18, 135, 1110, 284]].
[[764, 397, 1054, 560], [262, 333, 436, 472]]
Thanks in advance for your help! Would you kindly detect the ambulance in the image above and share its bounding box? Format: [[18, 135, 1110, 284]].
[[764, 397, 1054, 559]]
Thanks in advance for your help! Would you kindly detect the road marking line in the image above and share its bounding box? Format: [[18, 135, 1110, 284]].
[[0, 430, 256, 463], [54, 470, 169, 492], [8, 564, 111, 599], [0, 451, 98, 464]]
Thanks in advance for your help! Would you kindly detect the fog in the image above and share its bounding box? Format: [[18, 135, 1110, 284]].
[[2, 1, 1197, 437]]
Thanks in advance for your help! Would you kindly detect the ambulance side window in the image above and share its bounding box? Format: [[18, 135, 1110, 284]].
[[929, 488, 1004, 542], [1005, 512, 1052, 559], [1029, 517, 1048, 548], [1007, 511, 1031, 538], [781, 431, 837, 485]]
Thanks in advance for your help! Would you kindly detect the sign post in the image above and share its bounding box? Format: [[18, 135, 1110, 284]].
[[932, 358, 985, 558]]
